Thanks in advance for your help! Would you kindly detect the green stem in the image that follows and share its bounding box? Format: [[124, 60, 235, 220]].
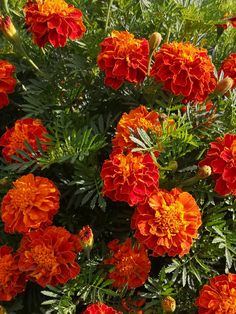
[[3, 0, 10, 14], [105, 0, 114, 33]]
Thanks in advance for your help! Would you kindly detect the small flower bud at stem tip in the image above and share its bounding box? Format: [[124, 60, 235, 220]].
[[149, 32, 162, 52], [198, 165, 212, 179], [214, 76, 234, 95], [162, 296, 176, 313]]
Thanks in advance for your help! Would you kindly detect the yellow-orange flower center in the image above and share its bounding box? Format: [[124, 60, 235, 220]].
[[11, 185, 37, 211], [36, 0, 72, 16], [111, 31, 141, 57], [117, 255, 137, 276], [172, 42, 198, 62], [118, 155, 144, 179], [31, 245, 57, 270], [216, 287, 236, 313]]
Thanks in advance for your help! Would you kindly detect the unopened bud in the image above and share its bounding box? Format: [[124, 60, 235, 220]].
[[78, 225, 94, 251], [0, 305, 7, 314], [168, 160, 178, 171], [214, 76, 234, 95], [0, 16, 17, 40], [149, 32, 162, 52], [161, 296, 176, 313], [198, 165, 212, 179]]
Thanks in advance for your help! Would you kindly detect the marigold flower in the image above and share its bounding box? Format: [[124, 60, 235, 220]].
[[219, 53, 236, 88], [0, 245, 26, 301], [0, 118, 50, 163], [101, 149, 159, 206], [1, 173, 60, 234], [131, 188, 202, 257], [104, 238, 151, 290], [97, 30, 149, 89], [0, 16, 17, 40], [112, 105, 162, 151], [151, 42, 217, 103], [0, 60, 16, 109], [83, 303, 122, 314], [18, 226, 81, 287], [195, 273, 236, 313], [24, 0, 86, 48], [199, 133, 236, 196]]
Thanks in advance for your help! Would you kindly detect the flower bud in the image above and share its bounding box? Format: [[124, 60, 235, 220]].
[[0, 305, 7, 314], [161, 296, 176, 313], [198, 165, 212, 179], [78, 225, 94, 251], [149, 32, 162, 52], [0, 16, 17, 40], [214, 76, 234, 95]]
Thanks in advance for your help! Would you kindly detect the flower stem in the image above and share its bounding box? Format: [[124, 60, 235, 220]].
[[105, 0, 114, 33]]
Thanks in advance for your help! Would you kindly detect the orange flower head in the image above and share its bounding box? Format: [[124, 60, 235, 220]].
[[97, 30, 149, 89], [24, 0, 86, 48], [199, 134, 236, 196], [196, 273, 236, 313], [101, 148, 159, 206], [0, 60, 16, 109], [104, 238, 151, 290], [18, 226, 81, 287], [219, 53, 236, 89], [0, 118, 50, 163], [151, 42, 217, 103], [112, 105, 162, 151], [83, 303, 122, 314], [1, 173, 60, 234], [131, 188, 202, 257], [0, 245, 26, 301]]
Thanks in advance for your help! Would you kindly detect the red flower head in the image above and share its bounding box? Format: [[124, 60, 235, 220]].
[[1, 173, 60, 234], [112, 105, 162, 151], [219, 53, 236, 89], [101, 149, 159, 206], [24, 0, 86, 48], [199, 133, 236, 196], [195, 273, 236, 313], [151, 42, 217, 104], [0, 118, 50, 163], [0, 245, 26, 301], [0, 60, 16, 109], [97, 30, 149, 89], [18, 226, 81, 287], [83, 303, 122, 314], [104, 238, 151, 290], [131, 188, 202, 257]]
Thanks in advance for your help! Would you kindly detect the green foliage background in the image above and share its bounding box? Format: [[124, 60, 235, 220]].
[[0, 0, 236, 313]]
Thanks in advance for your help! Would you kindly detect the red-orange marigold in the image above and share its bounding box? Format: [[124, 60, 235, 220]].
[[0, 118, 50, 163], [112, 105, 162, 151], [196, 273, 236, 313], [131, 188, 202, 257], [101, 149, 159, 206], [0, 245, 26, 301], [18, 226, 80, 287], [24, 0, 86, 48], [219, 53, 236, 88], [1, 173, 60, 234], [97, 30, 149, 90], [104, 238, 151, 290], [151, 42, 217, 104], [83, 303, 122, 314], [199, 133, 236, 196], [0, 60, 16, 109]]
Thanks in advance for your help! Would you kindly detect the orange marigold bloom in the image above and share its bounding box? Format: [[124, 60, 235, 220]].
[[0, 118, 50, 163], [0, 245, 26, 301], [104, 238, 151, 290], [1, 173, 60, 234], [83, 303, 122, 314], [24, 0, 86, 48], [0, 60, 16, 109], [101, 148, 159, 206], [199, 134, 236, 196], [97, 30, 149, 89], [131, 188, 202, 257], [196, 273, 236, 313], [151, 42, 217, 104], [18, 226, 81, 287], [219, 53, 236, 89], [112, 105, 162, 151]]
